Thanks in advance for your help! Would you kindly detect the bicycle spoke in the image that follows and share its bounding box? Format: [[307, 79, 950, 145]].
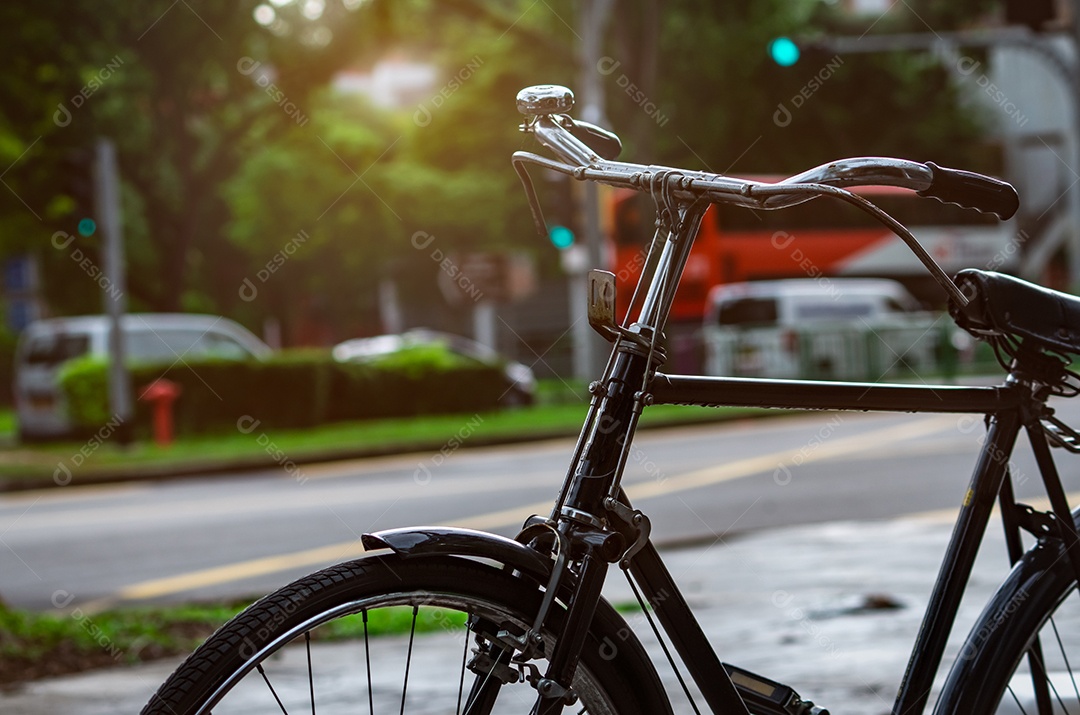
[[1052, 617, 1080, 712], [1027, 644, 1070, 714], [257, 662, 291, 715], [463, 663, 495, 713], [1026, 637, 1055, 715], [363, 609, 373, 715], [457, 620, 470, 715], [462, 643, 509, 715], [1006, 684, 1030, 715], [306, 631, 315, 715], [145, 557, 640, 713], [400, 605, 418, 715]]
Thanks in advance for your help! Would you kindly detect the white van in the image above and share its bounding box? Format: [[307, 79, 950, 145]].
[[14, 314, 271, 440], [703, 278, 939, 380]]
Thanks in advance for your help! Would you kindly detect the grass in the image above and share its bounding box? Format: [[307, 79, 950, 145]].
[[0, 599, 243, 684], [0, 353, 1007, 488], [0, 598, 469, 685], [0, 386, 769, 486]]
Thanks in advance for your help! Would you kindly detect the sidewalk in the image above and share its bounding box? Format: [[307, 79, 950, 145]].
[[0, 513, 1037, 714]]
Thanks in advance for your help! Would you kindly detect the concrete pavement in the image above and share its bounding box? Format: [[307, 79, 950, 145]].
[[0, 511, 1060, 714]]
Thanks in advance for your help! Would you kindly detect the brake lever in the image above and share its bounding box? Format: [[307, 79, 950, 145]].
[[512, 155, 549, 238]]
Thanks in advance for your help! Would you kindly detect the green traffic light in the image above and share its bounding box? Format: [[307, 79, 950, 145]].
[[77, 218, 96, 237], [769, 36, 800, 67], [548, 225, 574, 250]]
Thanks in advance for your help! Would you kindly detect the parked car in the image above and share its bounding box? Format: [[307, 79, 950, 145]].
[[703, 278, 940, 380], [332, 329, 536, 406], [14, 313, 271, 441]]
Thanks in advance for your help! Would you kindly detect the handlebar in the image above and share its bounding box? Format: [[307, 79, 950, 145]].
[[918, 162, 1019, 221], [512, 84, 1020, 309]]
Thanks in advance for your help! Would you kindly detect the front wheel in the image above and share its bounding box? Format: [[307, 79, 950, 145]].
[[142, 553, 669, 714], [936, 508, 1080, 714]]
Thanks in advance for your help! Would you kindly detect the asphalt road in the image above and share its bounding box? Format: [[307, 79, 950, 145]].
[[3, 400, 1080, 612]]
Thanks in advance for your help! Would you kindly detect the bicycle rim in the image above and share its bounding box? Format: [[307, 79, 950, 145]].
[[937, 522, 1080, 714], [988, 587, 1080, 714], [143, 554, 653, 715]]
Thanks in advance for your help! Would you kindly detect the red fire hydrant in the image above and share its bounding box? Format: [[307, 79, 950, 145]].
[[140, 378, 182, 447]]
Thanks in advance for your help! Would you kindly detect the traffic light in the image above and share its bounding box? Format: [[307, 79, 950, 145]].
[[62, 149, 96, 237], [768, 36, 801, 67], [546, 174, 577, 250], [549, 225, 575, 250]]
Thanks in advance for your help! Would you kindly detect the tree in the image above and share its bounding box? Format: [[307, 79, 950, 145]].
[[0, 0, 1007, 343], [0, 1, 387, 315], [601, 0, 996, 177]]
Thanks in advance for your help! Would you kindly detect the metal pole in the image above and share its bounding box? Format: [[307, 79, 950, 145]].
[[94, 137, 132, 444], [1069, 1, 1080, 287], [575, 0, 615, 380], [473, 301, 496, 351]]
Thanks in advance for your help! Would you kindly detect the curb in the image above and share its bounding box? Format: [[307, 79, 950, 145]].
[[0, 409, 781, 494]]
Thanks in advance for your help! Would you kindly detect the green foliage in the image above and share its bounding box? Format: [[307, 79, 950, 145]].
[[0, 598, 245, 682], [0, 598, 466, 684], [0, 0, 1005, 345], [57, 356, 111, 427], [59, 349, 508, 437], [633, 0, 994, 176], [319, 607, 468, 640], [366, 343, 478, 375]]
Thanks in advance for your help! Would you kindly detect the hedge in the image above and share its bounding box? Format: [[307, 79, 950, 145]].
[[58, 347, 509, 438]]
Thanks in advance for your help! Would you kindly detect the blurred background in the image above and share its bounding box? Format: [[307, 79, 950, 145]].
[[0, 0, 1074, 443], [7, 3, 1080, 697]]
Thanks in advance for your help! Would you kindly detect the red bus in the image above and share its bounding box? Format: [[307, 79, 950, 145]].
[[606, 181, 1017, 323]]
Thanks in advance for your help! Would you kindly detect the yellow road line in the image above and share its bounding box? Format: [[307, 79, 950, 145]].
[[94, 415, 954, 608], [628, 414, 956, 500]]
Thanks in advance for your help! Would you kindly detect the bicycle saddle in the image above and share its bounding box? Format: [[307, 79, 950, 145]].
[[952, 268, 1080, 355]]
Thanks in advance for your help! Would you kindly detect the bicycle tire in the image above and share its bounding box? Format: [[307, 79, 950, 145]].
[[142, 552, 672, 715], [936, 507, 1080, 714]]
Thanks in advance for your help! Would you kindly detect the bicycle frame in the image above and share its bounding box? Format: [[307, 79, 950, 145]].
[[648, 374, 1038, 715], [493, 89, 1070, 714], [148, 86, 1071, 715], [542, 328, 1077, 715], [517, 177, 1075, 715]]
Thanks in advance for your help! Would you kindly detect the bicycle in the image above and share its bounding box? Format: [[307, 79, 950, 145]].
[[142, 84, 1080, 714]]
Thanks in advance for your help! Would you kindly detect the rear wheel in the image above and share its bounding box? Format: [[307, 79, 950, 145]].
[[142, 553, 668, 714], [937, 508, 1080, 714]]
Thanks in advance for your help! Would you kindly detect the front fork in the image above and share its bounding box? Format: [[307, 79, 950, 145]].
[[522, 346, 652, 712]]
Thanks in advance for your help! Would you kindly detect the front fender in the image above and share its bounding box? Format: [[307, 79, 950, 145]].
[[362, 526, 553, 582], [362, 525, 674, 714], [363, 525, 675, 715]]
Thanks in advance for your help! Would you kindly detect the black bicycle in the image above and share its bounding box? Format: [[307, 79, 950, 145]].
[[144, 85, 1080, 715]]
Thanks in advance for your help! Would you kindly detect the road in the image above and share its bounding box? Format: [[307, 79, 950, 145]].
[[3, 401, 1080, 612]]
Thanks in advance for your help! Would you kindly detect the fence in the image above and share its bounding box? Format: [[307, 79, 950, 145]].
[[703, 316, 993, 382]]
